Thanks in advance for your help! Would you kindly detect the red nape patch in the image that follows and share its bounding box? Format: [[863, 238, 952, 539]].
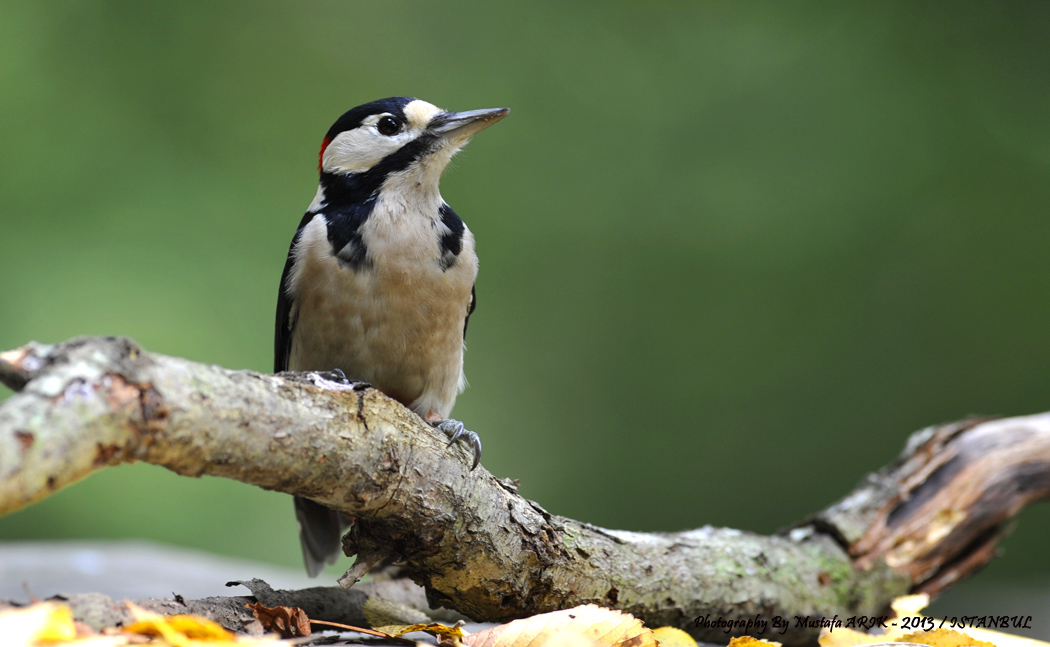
[[318, 136, 332, 171]]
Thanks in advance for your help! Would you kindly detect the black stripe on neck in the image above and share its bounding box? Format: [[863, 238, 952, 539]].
[[438, 203, 466, 271], [320, 135, 436, 205], [319, 134, 438, 271]]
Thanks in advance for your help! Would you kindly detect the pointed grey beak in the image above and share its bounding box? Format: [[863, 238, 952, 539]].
[[430, 107, 510, 140]]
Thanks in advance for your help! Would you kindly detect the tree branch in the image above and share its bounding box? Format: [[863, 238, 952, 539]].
[[2, 337, 1048, 645]]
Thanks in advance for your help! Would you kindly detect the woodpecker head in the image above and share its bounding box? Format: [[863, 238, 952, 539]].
[[318, 97, 508, 191]]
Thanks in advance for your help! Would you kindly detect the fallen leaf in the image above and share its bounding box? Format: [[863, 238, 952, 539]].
[[899, 628, 995, 647], [728, 637, 779, 647], [465, 605, 655, 647], [821, 595, 931, 647], [125, 602, 235, 644], [0, 602, 77, 646], [245, 602, 311, 638], [818, 627, 886, 647], [373, 621, 468, 641], [652, 627, 698, 647], [0, 600, 298, 647], [820, 593, 1050, 647], [891, 596, 931, 619], [529, 630, 606, 647], [32, 602, 79, 644]]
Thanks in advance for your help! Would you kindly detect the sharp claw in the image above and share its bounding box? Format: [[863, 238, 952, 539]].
[[315, 368, 351, 384], [470, 436, 482, 471], [312, 369, 372, 392], [444, 421, 465, 445], [433, 418, 482, 470]]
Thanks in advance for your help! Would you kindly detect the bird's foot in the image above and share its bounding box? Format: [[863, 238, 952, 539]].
[[311, 369, 370, 391], [432, 418, 482, 470], [319, 368, 349, 383]]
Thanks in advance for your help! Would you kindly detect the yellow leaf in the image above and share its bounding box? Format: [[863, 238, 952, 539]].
[[0, 602, 77, 647], [820, 593, 1050, 647], [728, 637, 780, 647], [34, 603, 78, 644], [465, 605, 656, 647], [900, 628, 995, 647], [125, 602, 235, 645], [891, 595, 931, 619], [652, 627, 698, 647], [817, 626, 883, 647], [373, 621, 467, 640], [164, 615, 236, 640]]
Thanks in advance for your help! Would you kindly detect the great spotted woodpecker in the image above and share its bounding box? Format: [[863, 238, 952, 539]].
[[274, 97, 508, 576]]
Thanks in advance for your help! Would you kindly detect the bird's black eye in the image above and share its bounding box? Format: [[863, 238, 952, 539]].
[[377, 116, 401, 136]]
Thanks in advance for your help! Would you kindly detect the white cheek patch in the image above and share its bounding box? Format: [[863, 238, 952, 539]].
[[323, 129, 405, 174], [320, 101, 444, 175]]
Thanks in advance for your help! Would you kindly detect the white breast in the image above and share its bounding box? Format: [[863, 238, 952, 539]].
[[285, 199, 478, 420]]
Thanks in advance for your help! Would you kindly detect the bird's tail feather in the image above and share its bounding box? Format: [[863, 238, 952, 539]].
[[294, 496, 352, 577]]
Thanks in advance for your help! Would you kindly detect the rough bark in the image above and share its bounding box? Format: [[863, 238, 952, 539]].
[[2, 336, 1048, 645], [0, 578, 429, 634]]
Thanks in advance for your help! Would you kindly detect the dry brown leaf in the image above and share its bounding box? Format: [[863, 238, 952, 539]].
[[464, 604, 655, 647], [245, 602, 311, 638]]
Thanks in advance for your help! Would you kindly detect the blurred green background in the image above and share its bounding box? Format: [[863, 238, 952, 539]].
[[2, 0, 1049, 591]]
